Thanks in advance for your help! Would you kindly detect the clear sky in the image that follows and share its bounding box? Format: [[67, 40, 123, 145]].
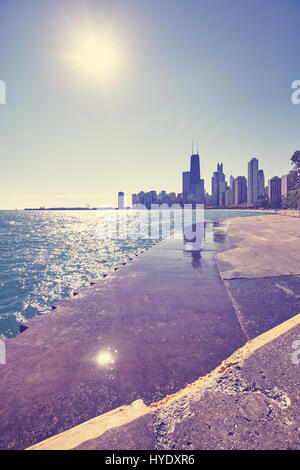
[[0, 0, 300, 209]]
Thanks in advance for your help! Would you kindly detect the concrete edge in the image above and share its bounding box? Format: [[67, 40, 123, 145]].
[[26, 399, 151, 451], [27, 313, 300, 450]]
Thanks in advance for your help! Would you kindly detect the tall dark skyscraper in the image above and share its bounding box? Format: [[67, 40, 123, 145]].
[[189, 153, 205, 203], [182, 152, 205, 204], [189, 154, 201, 184]]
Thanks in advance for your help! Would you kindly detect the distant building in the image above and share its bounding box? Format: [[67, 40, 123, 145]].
[[234, 176, 247, 205], [211, 163, 226, 207], [247, 158, 259, 204], [258, 169, 265, 197], [137, 191, 145, 205], [225, 188, 232, 206], [205, 193, 213, 206], [281, 172, 297, 197], [268, 177, 282, 202], [158, 190, 167, 201], [118, 192, 125, 210], [131, 189, 184, 208], [144, 190, 157, 209], [132, 193, 138, 207], [182, 171, 190, 200], [230, 175, 235, 205]]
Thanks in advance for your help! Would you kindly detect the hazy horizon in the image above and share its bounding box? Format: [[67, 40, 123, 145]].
[[1, 0, 300, 209]]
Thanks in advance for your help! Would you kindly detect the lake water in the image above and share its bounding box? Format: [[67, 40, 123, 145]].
[[0, 209, 267, 339]]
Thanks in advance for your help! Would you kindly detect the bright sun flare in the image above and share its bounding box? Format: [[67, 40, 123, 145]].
[[63, 24, 124, 83]]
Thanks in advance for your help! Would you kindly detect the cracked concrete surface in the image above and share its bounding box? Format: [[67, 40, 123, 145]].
[[153, 322, 300, 450]]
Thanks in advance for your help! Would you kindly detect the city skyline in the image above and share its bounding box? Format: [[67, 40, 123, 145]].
[[130, 150, 295, 209], [1, 0, 300, 209], [21, 147, 298, 209]]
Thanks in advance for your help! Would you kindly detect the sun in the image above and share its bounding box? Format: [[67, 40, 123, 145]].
[[62, 23, 125, 84]]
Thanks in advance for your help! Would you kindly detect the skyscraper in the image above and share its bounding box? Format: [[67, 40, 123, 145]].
[[268, 177, 282, 202], [189, 153, 204, 203], [258, 169, 265, 197], [230, 175, 235, 205], [182, 171, 190, 200], [234, 176, 247, 205], [190, 154, 201, 184], [211, 163, 226, 207], [247, 158, 259, 204], [183, 152, 205, 204]]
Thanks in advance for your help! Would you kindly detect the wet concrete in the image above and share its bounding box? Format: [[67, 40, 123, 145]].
[[0, 221, 246, 450], [45, 316, 300, 450]]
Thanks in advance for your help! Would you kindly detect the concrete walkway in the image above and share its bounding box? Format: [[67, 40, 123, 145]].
[[28, 214, 300, 450], [0, 221, 246, 450]]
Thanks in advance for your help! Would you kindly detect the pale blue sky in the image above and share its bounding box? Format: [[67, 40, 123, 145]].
[[0, 0, 300, 209]]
